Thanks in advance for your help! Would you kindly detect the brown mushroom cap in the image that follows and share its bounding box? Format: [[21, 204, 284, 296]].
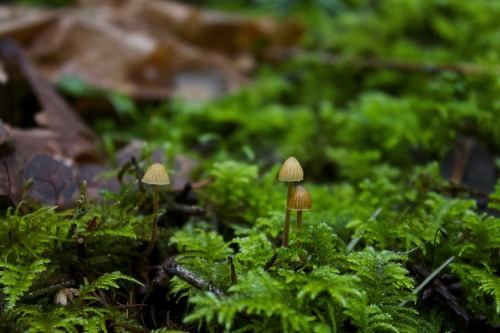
[[287, 185, 312, 211], [278, 156, 304, 182], [142, 163, 170, 185]]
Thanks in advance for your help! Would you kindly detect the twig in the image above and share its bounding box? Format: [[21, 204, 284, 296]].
[[412, 256, 455, 296], [347, 208, 382, 251], [400, 239, 431, 255], [451, 136, 475, 182], [115, 303, 148, 309], [228, 256, 237, 285], [409, 257, 470, 324], [25, 280, 76, 299], [433, 182, 500, 204], [264, 48, 500, 76], [162, 263, 227, 298], [167, 203, 206, 215], [108, 323, 148, 333], [263, 252, 278, 271]]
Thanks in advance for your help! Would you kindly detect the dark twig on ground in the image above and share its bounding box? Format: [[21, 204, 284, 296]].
[[264, 48, 500, 76], [162, 263, 227, 298]]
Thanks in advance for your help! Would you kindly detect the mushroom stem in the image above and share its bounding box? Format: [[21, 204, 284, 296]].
[[287, 185, 311, 260], [283, 182, 293, 247], [296, 210, 302, 248], [143, 184, 159, 257]]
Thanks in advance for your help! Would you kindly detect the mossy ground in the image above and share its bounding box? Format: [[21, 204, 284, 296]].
[[2, 0, 500, 332]]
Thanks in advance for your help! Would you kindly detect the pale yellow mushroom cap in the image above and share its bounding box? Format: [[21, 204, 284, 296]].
[[278, 156, 304, 182], [287, 185, 312, 211], [142, 163, 170, 185]]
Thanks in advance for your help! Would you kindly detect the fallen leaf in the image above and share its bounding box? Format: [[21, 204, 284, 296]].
[[0, 40, 98, 162], [23, 154, 79, 209], [118, 0, 302, 55], [0, 40, 100, 208], [0, 122, 24, 206], [0, 5, 56, 44], [0, 1, 301, 208], [1, 1, 301, 101], [9, 126, 62, 160]]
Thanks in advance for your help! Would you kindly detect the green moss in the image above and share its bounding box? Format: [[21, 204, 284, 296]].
[[3, 0, 500, 331]]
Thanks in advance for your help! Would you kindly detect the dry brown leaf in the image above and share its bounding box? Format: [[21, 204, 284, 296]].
[[114, 0, 302, 98], [0, 5, 56, 44], [0, 40, 98, 161], [0, 40, 94, 162], [0, 122, 86, 209], [30, 13, 161, 98], [9, 127, 62, 160], [0, 152, 25, 206], [28, 2, 250, 100], [0, 122, 24, 206], [23, 154, 79, 209], [0, 40, 100, 208], [1, 1, 302, 101], [0, 1, 301, 208], [117, 0, 302, 55]]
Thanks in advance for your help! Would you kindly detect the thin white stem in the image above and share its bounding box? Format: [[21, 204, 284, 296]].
[[143, 185, 159, 257], [282, 182, 293, 247]]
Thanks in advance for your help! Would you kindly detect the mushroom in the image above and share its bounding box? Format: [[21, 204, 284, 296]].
[[278, 156, 304, 247], [287, 185, 312, 249], [141, 163, 170, 257], [54, 288, 80, 306]]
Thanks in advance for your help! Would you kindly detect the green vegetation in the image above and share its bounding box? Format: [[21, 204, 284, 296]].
[[2, 0, 500, 332]]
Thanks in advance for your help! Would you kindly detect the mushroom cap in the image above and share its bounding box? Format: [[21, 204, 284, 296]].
[[287, 185, 312, 211], [142, 163, 170, 185], [278, 156, 304, 182]]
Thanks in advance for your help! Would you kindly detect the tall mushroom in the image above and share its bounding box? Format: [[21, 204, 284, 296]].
[[287, 185, 312, 249], [278, 156, 303, 247], [142, 163, 170, 257]]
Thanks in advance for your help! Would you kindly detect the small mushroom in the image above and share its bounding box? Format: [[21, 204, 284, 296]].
[[287, 185, 312, 249], [278, 157, 304, 247], [54, 288, 80, 306], [142, 163, 170, 257]]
